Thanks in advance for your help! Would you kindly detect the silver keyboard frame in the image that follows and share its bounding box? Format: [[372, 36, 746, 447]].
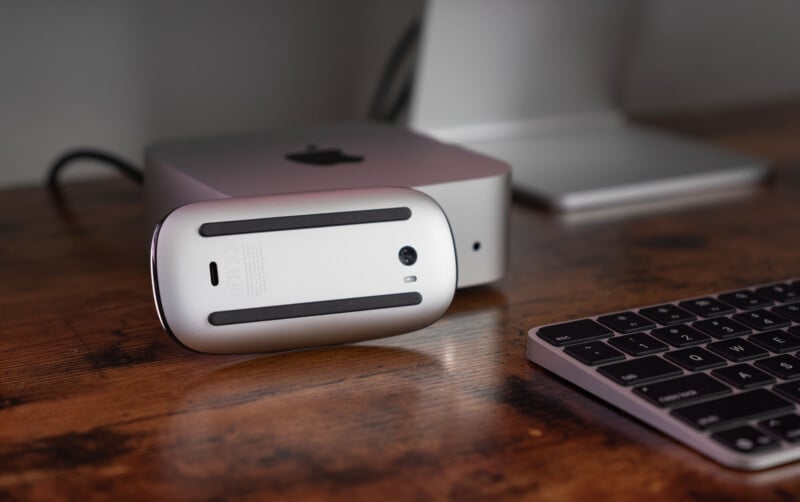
[[527, 279, 800, 470]]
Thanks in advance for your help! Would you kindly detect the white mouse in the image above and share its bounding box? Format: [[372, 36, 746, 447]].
[[150, 187, 457, 353]]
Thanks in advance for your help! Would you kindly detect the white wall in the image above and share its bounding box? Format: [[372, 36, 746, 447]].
[[2, 0, 799, 187], [625, 0, 800, 111], [0, 0, 422, 187]]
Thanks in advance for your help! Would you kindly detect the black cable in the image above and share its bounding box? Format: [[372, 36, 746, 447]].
[[47, 20, 422, 188], [385, 77, 414, 123], [367, 17, 422, 122], [46, 148, 143, 188]]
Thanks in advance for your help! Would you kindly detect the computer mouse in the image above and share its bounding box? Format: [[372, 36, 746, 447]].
[[150, 187, 457, 353]]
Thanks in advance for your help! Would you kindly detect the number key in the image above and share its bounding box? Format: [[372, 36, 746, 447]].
[[639, 304, 696, 326], [773, 303, 800, 322], [756, 283, 800, 304], [679, 297, 735, 318], [719, 290, 773, 310], [733, 309, 791, 331], [608, 333, 668, 356], [597, 311, 656, 334], [693, 317, 751, 339], [651, 324, 710, 347]]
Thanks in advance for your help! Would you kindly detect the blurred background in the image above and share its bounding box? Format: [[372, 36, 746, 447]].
[[2, 0, 800, 188]]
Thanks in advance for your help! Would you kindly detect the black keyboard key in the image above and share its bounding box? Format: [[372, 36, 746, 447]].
[[756, 355, 800, 380], [733, 309, 791, 331], [759, 414, 800, 442], [707, 339, 768, 362], [665, 347, 727, 371], [712, 364, 776, 389], [679, 297, 735, 318], [634, 373, 731, 408], [597, 311, 656, 334], [671, 389, 792, 431], [749, 330, 800, 353], [719, 290, 773, 311], [774, 381, 800, 403], [711, 425, 780, 453], [538, 319, 612, 346], [608, 333, 668, 356], [773, 303, 800, 322], [598, 356, 682, 386], [693, 317, 751, 339], [639, 304, 696, 326], [564, 341, 625, 366], [651, 324, 710, 347], [756, 283, 800, 304]]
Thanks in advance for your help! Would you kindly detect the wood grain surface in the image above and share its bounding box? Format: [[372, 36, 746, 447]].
[[3, 102, 800, 500]]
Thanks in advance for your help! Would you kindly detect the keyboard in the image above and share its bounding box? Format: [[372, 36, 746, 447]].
[[527, 279, 800, 470]]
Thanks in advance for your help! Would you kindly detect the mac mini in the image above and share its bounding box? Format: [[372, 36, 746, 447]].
[[145, 121, 511, 288]]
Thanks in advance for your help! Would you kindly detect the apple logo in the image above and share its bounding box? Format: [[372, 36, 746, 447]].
[[286, 144, 364, 166]]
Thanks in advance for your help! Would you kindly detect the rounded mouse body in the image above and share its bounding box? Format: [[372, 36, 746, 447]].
[[150, 187, 457, 353]]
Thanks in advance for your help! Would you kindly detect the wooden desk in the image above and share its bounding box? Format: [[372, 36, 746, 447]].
[[3, 103, 800, 500]]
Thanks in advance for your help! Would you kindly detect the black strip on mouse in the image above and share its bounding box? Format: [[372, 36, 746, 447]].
[[199, 207, 411, 237], [208, 292, 422, 326]]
